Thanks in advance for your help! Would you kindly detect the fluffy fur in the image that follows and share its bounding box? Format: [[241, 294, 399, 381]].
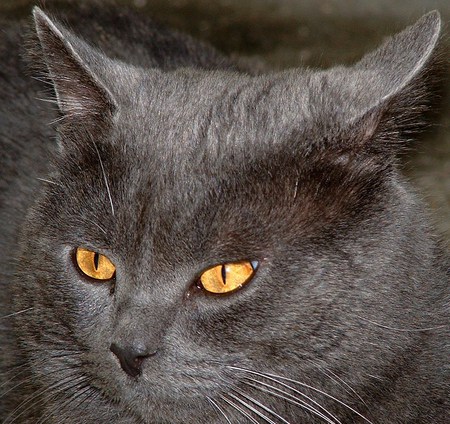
[[0, 3, 448, 423]]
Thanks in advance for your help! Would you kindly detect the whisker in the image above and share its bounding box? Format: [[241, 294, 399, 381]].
[[69, 385, 101, 418], [0, 354, 80, 398], [0, 374, 37, 402], [50, 382, 101, 424], [242, 377, 337, 424], [3, 372, 84, 424], [221, 362, 336, 423], [90, 139, 115, 217], [293, 178, 299, 200], [89, 219, 107, 235], [229, 389, 287, 424], [220, 394, 260, 424], [229, 366, 373, 424], [313, 363, 368, 408], [0, 307, 34, 320], [35, 381, 91, 424], [35, 97, 59, 104], [207, 396, 232, 424], [31, 76, 54, 86], [8, 376, 88, 424], [4, 375, 72, 424], [49, 115, 67, 125], [228, 392, 275, 424], [1, 350, 82, 389], [36, 178, 64, 187], [355, 316, 446, 332], [0, 363, 32, 391]]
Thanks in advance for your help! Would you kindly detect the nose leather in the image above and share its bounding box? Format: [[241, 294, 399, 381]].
[[110, 343, 155, 377]]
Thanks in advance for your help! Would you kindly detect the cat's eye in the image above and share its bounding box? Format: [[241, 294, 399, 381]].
[[198, 261, 258, 294], [76, 247, 116, 280]]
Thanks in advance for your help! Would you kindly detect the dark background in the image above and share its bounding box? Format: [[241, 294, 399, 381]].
[[2, 0, 449, 242]]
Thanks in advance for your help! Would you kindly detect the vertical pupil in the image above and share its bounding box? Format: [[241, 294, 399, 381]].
[[93, 252, 100, 270], [221, 265, 227, 285]]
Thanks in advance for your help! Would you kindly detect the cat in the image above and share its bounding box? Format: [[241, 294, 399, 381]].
[[0, 2, 449, 423]]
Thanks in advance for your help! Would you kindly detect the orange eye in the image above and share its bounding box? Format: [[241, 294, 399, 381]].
[[76, 247, 116, 280], [199, 261, 258, 294]]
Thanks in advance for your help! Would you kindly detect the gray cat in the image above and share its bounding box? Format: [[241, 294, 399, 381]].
[[0, 2, 448, 423]]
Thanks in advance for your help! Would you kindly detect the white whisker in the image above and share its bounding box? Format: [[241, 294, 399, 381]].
[[90, 139, 115, 217], [89, 220, 107, 235], [355, 316, 446, 332], [0, 363, 31, 391], [35, 382, 91, 424], [36, 178, 63, 187], [207, 397, 232, 424], [48, 115, 67, 125], [229, 366, 373, 424], [221, 394, 260, 423], [228, 366, 339, 423], [0, 307, 34, 320], [293, 178, 299, 200], [231, 387, 291, 424], [312, 362, 368, 408], [67, 385, 100, 420], [3, 373, 84, 424], [0, 376, 33, 402], [228, 392, 276, 424], [242, 377, 337, 424], [35, 97, 59, 104], [31, 76, 54, 86]]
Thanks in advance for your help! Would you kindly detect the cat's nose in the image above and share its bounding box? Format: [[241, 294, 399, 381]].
[[110, 342, 155, 377]]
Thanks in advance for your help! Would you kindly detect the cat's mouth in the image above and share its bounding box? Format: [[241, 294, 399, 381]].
[[96, 350, 228, 402], [91, 357, 231, 423]]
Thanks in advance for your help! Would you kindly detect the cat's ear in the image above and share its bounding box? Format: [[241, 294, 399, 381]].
[[32, 7, 117, 127], [343, 11, 442, 152]]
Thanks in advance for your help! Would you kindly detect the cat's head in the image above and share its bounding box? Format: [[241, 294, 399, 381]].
[[14, 8, 442, 423]]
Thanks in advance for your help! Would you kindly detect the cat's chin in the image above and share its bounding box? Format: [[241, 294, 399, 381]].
[[96, 373, 225, 424], [117, 394, 217, 424]]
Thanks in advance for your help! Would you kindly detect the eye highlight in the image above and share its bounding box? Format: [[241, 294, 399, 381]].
[[199, 261, 258, 294], [76, 247, 116, 281]]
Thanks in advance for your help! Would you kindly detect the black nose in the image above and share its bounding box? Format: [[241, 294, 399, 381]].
[[110, 343, 154, 378]]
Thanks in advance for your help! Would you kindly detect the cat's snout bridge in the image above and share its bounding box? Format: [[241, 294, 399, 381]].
[[110, 342, 157, 377]]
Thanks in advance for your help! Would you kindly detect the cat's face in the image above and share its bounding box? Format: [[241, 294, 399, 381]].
[[12, 8, 441, 423]]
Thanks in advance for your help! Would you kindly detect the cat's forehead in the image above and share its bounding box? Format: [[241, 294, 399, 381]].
[[117, 67, 373, 163], [122, 69, 317, 148]]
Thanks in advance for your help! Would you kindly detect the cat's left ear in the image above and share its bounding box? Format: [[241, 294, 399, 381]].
[[32, 7, 117, 129], [343, 11, 442, 152]]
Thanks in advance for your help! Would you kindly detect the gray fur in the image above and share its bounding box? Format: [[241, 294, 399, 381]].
[[0, 3, 448, 423]]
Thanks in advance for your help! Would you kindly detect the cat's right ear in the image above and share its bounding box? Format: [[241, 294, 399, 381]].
[[31, 7, 117, 130]]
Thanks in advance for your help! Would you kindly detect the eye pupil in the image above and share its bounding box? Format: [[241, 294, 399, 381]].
[[221, 265, 227, 285], [93, 252, 100, 270]]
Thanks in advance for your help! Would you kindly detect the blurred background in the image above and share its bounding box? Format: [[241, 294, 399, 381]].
[[2, 0, 449, 243]]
